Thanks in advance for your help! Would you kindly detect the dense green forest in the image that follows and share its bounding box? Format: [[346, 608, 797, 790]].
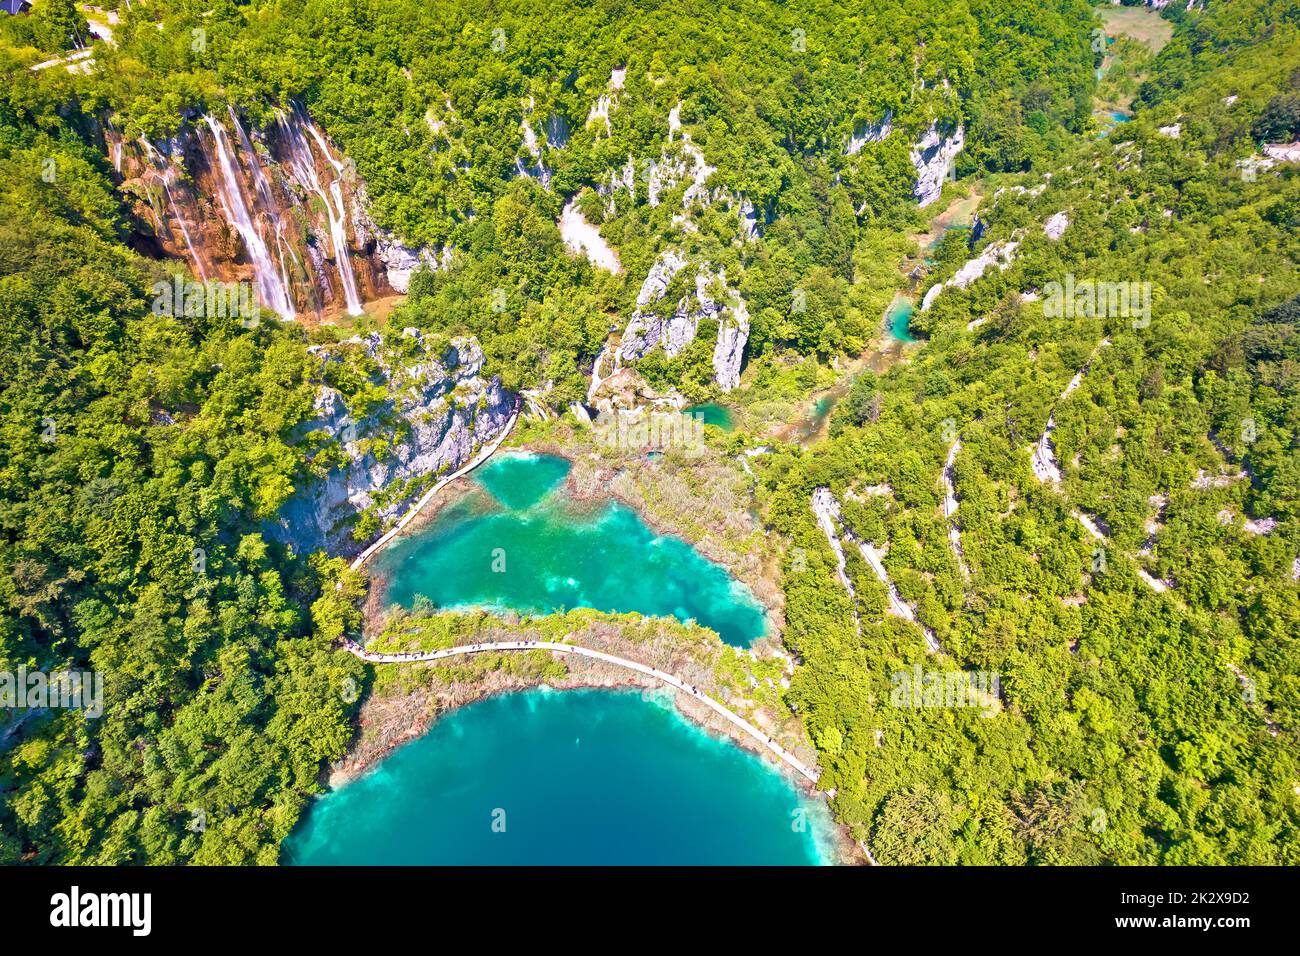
[[768, 2, 1300, 862], [1, 0, 1297, 864]]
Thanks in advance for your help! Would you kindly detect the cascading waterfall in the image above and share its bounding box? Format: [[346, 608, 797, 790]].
[[202, 114, 297, 318], [228, 106, 276, 212], [274, 220, 302, 307], [104, 116, 123, 173], [139, 138, 208, 283], [162, 178, 208, 283], [587, 340, 620, 402], [277, 107, 363, 316]]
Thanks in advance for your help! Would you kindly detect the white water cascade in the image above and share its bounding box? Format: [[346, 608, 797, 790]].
[[202, 114, 296, 318], [139, 138, 208, 283], [162, 178, 207, 283], [279, 107, 363, 316], [228, 106, 276, 212]]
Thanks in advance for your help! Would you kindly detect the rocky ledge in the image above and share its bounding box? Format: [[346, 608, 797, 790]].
[[271, 332, 514, 555]]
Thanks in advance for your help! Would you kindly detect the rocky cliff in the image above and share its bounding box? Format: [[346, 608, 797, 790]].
[[845, 110, 894, 155], [617, 251, 751, 391], [271, 332, 515, 555], [910, 122, 965, 207]]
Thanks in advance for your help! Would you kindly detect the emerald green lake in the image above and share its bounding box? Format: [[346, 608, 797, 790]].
[[472, 450, 571, 509], [886, 297, 916, 342], [284, 689, 833, 865], [685, 402, 736, 431], [376, 452, 768, 646]]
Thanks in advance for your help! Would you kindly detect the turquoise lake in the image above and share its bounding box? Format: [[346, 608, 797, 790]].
[[1095, 110, 1132, 138], [284, 689, 832, 865], [375, 452, 768, 646], [685, 402, 736, 431], [886, 296, 916, 342]]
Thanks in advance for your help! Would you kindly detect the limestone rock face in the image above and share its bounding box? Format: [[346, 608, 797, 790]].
[[846, 110, 894, 155], [588, 367, 684, 417], [910, 123, 965, 207], [618, 253, 750, 390], [373, 234, 452, 293], [713, 295, 750, 392], [597, 103, 757, 241], [950, 240, 1019, 290], [920, 239, 1020, 311], [598, 155, 637, 214], [350, 182, 452, 293], [618, 249, 691, 359], [514, 96, 553, 187], [272, 334, 514, 555]]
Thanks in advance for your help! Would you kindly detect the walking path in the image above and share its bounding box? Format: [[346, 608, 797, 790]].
[[349, 404, 520, 572], [342, 637, 822, 786]]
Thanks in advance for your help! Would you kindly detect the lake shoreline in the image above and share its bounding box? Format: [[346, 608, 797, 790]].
[[326, 672, 863, 865], [344, 441, 861, 864]]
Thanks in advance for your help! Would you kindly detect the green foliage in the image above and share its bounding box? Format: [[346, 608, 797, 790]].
[[761, 0, 1300, 864], [0, 75, 362, 863], [1254, 90, 1300, 142]]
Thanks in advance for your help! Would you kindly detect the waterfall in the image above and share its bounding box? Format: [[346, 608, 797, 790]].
[[587, 339, 621, 402], [201, 114, 296, 318], [139, 137, 208, 283], [277, 107, 363, 316], [105, 116, 122, 173], [162, 178, 208, 283], [274, 219, 303, 309], [228, 106, 276, 212], [273, 219, 297, 308]]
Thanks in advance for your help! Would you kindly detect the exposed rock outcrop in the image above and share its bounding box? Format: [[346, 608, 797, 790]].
[[372, 236, 452, 293], [712, 295, 750, 392], [1043, 211, 1070, 240], [618, 249, 692, 358], [920, 239, 1020, 311], [1262, 141, 1300, 164], [617, 252, 750, 390], [1030, 339, 1110, 485], [587, 367, 684, 417], [272, 334, 514, 555], [514, 97, 554, 187], [911, 123, 965, 207], [811, 488, 860, 626], [559, 198, 622, 273], [846, 110, 894, 155], [598, 102, 758, 240], [942, 440, 969, 578], [597, 155, 637, 215], [586, 67, 626, 136], [812, 487, 940, 651]]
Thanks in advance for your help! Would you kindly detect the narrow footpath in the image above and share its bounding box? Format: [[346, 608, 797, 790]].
[[341, 638, 822, 786]]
